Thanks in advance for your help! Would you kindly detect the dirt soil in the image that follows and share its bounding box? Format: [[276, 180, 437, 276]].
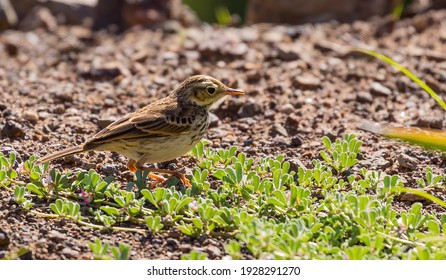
[[1, 10, 446, 259]]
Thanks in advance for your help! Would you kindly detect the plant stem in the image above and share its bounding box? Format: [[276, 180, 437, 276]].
[[375, 231, 424, 247], [29, 210, 147, 234]]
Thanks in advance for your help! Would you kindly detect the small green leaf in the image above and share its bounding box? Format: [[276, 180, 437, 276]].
[[176, 197, 194, 212], [50, 199, 64, 215], [212, 169, 226, 180], [100, 206, 120, 217], [192, 217, 203, 230], [141, 189, 157, 208]]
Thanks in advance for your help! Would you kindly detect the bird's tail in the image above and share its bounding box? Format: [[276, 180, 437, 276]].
[[36, 145, 85, 164]]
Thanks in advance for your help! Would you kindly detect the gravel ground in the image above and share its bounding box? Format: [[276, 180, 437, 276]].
[[1, 10, 446, 259]]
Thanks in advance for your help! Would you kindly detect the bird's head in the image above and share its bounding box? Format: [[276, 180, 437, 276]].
[[172, 75, 244, 108]]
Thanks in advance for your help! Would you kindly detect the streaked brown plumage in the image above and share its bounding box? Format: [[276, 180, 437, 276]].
[[37, 75, 244, 187]]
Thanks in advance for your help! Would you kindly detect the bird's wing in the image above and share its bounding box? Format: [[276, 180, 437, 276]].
[[84, 103, 192, 146]]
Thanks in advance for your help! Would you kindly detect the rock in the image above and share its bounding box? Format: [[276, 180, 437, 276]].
[[367, 154, 391, 170], [204, 245, 221, 259], [165, 163, 177, 170], [246, 70, 262, 83], [288, 157, 305, 171], [179, 243, 191, 253], [166, 238, 179, 251], [0, 229, 10, 246], [99, 164, 119, 177], [273, 136, 288, 146], [131, 50, 149, 63], [51, 85, 74, 102], [361, 150, 392, 170], [237, 123, 250, 132], [167, 227, 181, 239], [97, 119, 114, 129], [240, 118, 256, 129], [48, 230, 66, 242], [279, 103, 295, 114], [80, 65, 122, 80], [240, 27, 259, 42], [208, 113, 220, 128], [22, 110, 39, 124], [277, 43, 300, 61], [162, 20, 181, 34], [416, 114, 443, 129], [285, 113, 300, 136], [286, 113, 300, 126], [356, 91, 373, 103], [270, 123, 288, 137], [264, 109, 276, 119], [0, 103, 7, 111], [53, 105, 66, 114], [1, 121, 25, 139], [293, 75, 320, 90], [262, 29, 283, 43], [2, 109, 12, 117], [370, 82, 392, 96], [207, 128, 227, 139], [237, 98, 263, 118], [290, 136, 303, 147], [61, 247, 80, 258], [104, 98, 116, 107], [397, 154, 418, 170]]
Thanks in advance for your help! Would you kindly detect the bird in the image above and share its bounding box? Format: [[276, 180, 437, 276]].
[[37, 75, 245, 188]]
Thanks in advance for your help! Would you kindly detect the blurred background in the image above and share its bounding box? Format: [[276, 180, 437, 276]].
[[1, 0, 446, 31]]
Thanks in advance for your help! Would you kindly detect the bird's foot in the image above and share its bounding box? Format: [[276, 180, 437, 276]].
[[147, 173, 167, 188], [127, 160, 191, 188], [146, 167, 192, 188], [176, 173, 192, 188]]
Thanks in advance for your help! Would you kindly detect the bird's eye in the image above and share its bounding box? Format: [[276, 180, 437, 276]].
[[206, 87, 216, 94]]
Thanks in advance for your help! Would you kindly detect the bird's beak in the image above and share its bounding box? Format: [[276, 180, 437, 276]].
[[223, 87, 245, 95]]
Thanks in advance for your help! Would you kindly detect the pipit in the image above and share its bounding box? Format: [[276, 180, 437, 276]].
[[37, 75, 244, 187]]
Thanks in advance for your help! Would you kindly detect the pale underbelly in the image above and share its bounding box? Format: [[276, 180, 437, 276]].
[[99, 135, 200, 164]]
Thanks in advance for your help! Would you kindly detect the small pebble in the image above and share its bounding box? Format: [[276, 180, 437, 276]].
[[270, 123, 288, 137], [416, 115, 443, 129], [370, 82, 392, 96], [356, 91, 373, 103], [205, 246, 221, 259], [397, 154, 418, 170], [208, 113, 220, 127], [23, 111, 39, 124], [293, 75, 320, 90], [1, 122, 25, 139], [166, 238, 179, 250], [48, 230, 66, 242], [61, 247, 80, 258], [280, 103, 295, 114], [237, 98, 263, 118], [0, 229, 10, 246]]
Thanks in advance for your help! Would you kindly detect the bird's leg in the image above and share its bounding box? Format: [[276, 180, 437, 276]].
[[126, 160, 138, 172], [126, 160, 166, 184], [141, 166, 192, 188]]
